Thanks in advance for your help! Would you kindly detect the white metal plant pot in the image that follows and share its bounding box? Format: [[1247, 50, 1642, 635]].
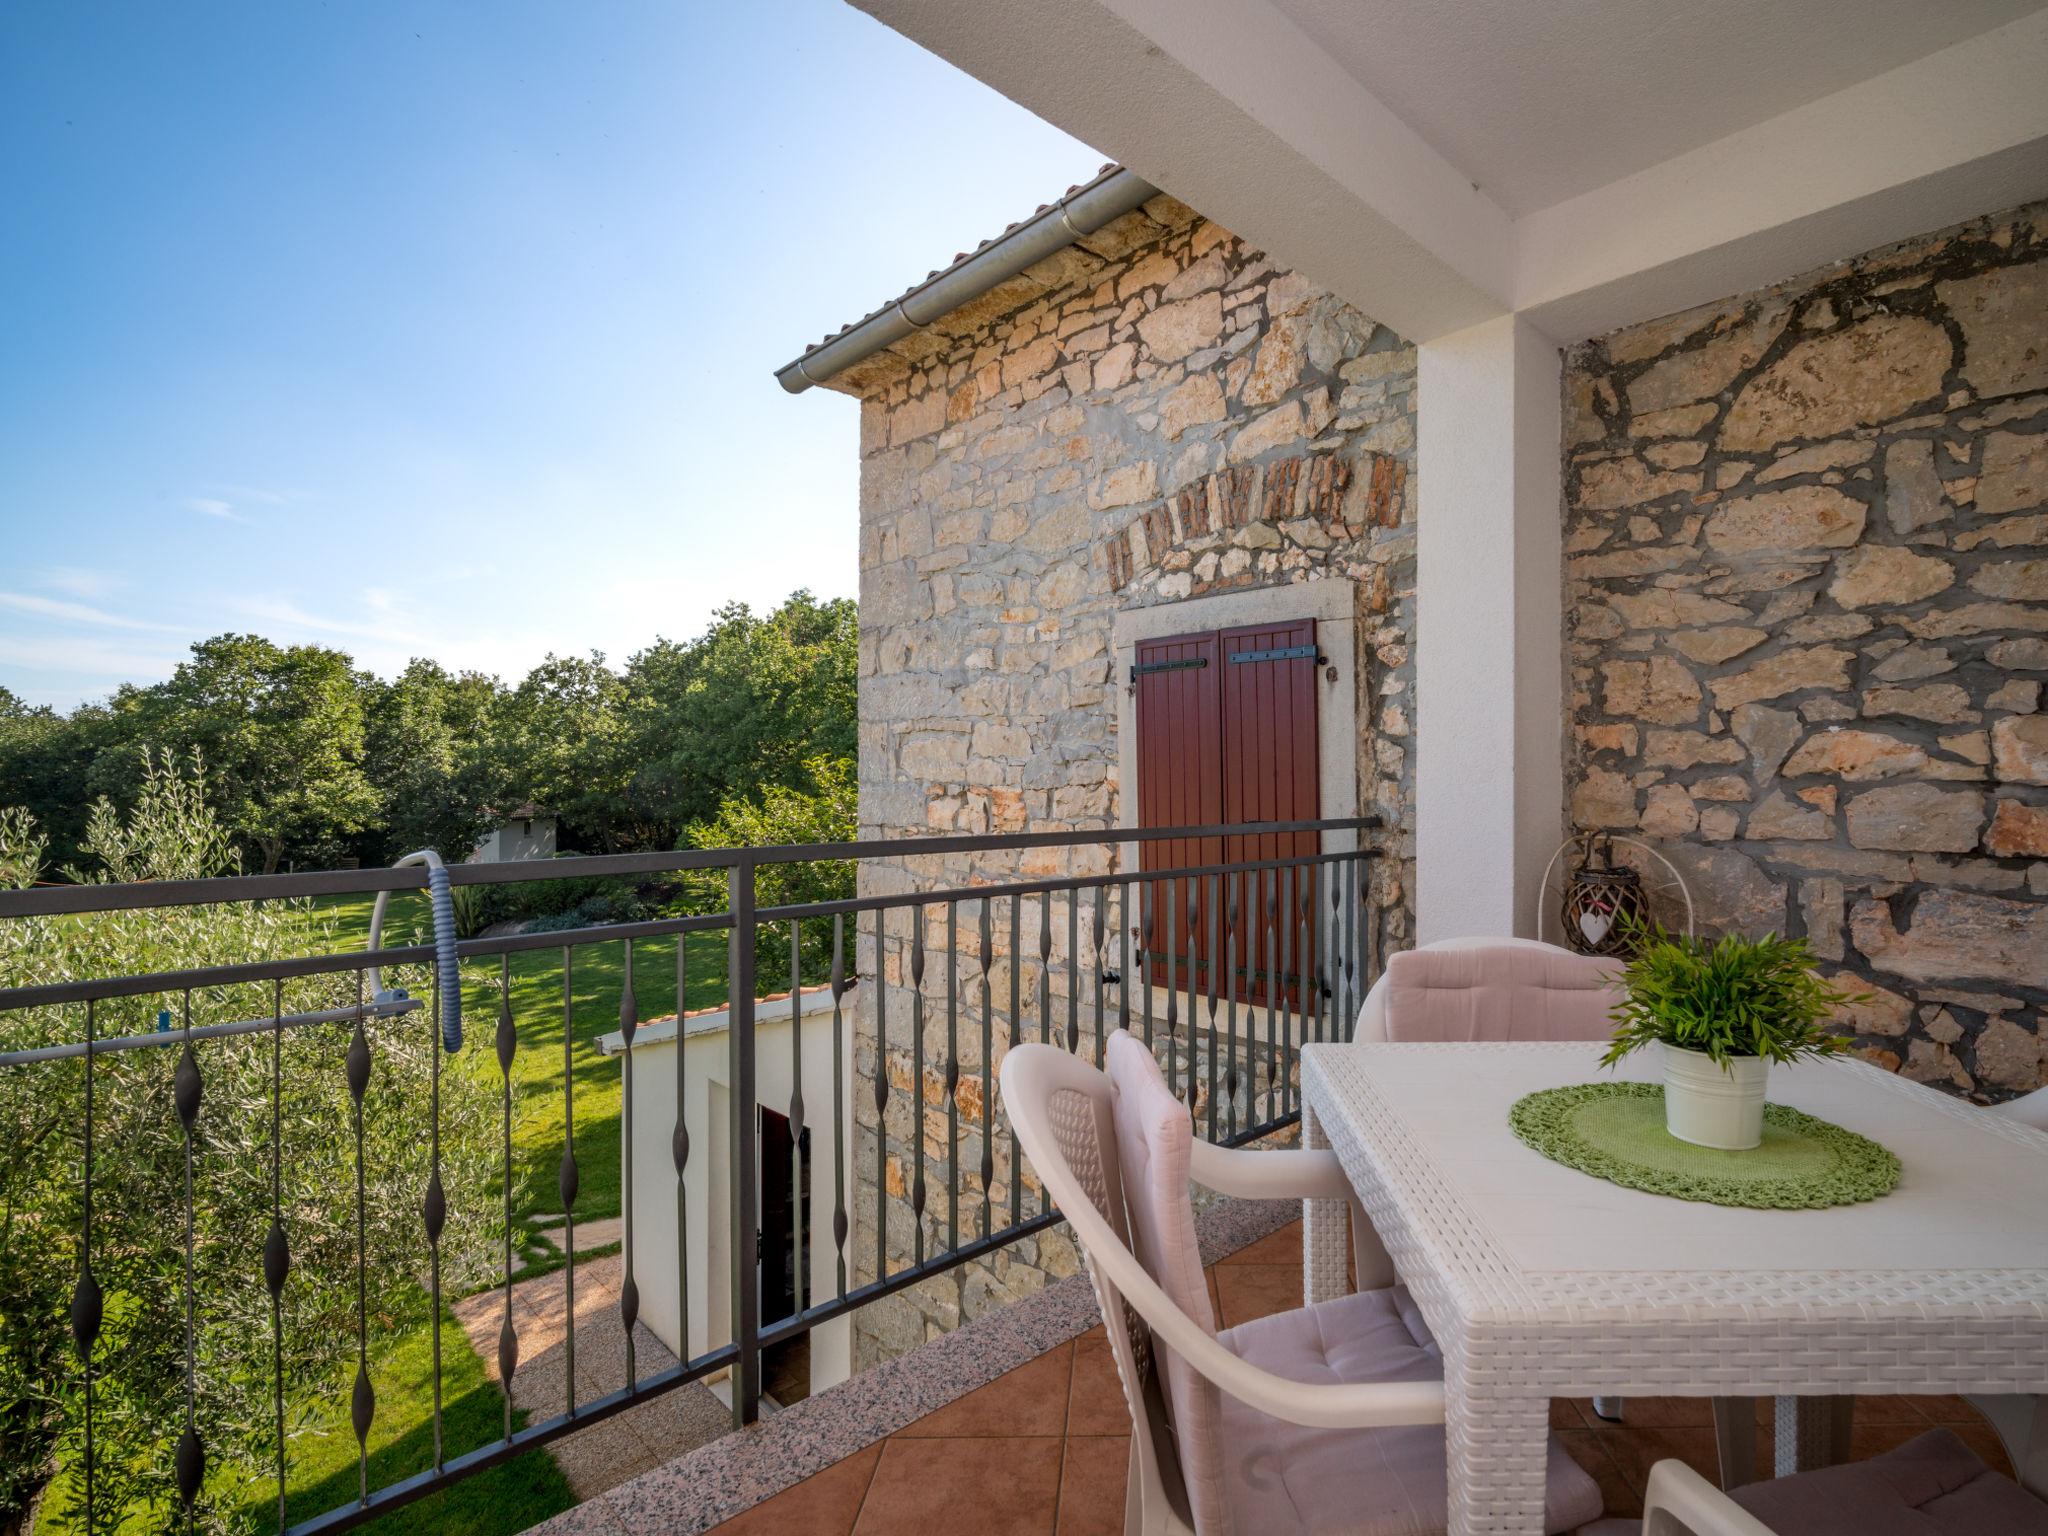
[[1661, 1043, 1768, 1150]]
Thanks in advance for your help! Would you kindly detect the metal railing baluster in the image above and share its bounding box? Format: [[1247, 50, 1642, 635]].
[[830, 916, 847, 1300], [977, 899, 993, 1241], [1205, 874, 1220, 1141], [1091, 885, 1105, 1067], [266, 982, 287, 1532], [873, 909, 888, 1287], [789, 920, 806, 1316], [909, 909, 927, 1266], [496, 959, 518, 1442], [345, 979, 371, 1511], [560, 947, 578, 1417], [676, 937, 692, 1347], [944, 901, 958, 1257], [728, 860, 760, 1427], [619, 939, 639, 1393], [74, 1000, 100, 1531], [1117, 881, 1130, 1045], [1008, 896, 1022, 1227], [427, 981, 446, 1474], [1164, 877, 1178, 1096], [1065, 889, 1079, 1054], [1137, 882, 1152, 1048]]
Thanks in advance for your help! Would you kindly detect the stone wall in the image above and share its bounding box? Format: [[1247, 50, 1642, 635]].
[[1563, 199, 2048, 1099], [832, 195, 1418, 1363]]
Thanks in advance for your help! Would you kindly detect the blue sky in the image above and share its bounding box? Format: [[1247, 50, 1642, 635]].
[[0, 3, 1102, 708]]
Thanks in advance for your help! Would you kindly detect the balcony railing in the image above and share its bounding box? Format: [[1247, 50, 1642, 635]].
[[0, 817, 1380, 1534]]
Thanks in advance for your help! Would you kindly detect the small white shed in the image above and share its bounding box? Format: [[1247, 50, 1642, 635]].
[[599, 982, 855, 1403], [470, 805, 557, 863]]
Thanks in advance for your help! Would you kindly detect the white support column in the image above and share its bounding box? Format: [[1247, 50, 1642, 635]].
[[1415, 315, 1563, 944]]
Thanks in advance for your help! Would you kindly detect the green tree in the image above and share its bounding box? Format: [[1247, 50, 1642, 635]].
[[360, 660, 504, 863], [96, 636, 381, 873], [681, 754, 857, 981], [0, 755, 495, 1532], [486, 653, 631, 852], [621, 591, 856, 842]]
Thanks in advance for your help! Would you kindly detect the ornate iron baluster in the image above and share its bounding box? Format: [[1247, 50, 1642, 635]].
[[1253, 876, 1269, 1130], [176, 989, 205, 1530], [1206, 875, 1221, 1141], [560, 946, 578, 1414], [496, 959, 518, 1441], [74, 1000, 100, 1530], [830, 916, 847, 1299], [873, 912, 888, 1285], [1038, 890, 1052, 1050], [1066, 888, 1079, 1055], [676, 936, 692, 1342], [909, 909, 927, 1266], [788, 920, 805, 1315], [1184, 877, 1201, 1114], [427, 975, 446, 1473], [346, 978, 372, 1508], [1091, 885, 1105, 1066], [1008, 896, 1023, 1226], [1224, 874, 1239, 1139], [977, 899, 993, 1241], [944, 901, 958, 1256], [1163, 877, 1179, 1099], [1138, 881, 1152, 1048], [619, 938, 639, 1392]]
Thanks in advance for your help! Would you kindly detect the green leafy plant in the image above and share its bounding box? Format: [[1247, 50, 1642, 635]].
[[1600, 922, 1865, 1069]]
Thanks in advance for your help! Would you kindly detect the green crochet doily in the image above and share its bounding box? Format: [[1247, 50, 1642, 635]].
[[1508, 1082, 1901, 1210]]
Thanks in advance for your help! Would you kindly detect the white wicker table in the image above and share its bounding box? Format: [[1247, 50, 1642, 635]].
[[1300, 1041, 2048, 1536]]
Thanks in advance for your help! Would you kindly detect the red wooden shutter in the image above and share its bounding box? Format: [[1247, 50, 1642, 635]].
[[1134, 631, 1222, 994], [1219, 619, 1320, 1006]]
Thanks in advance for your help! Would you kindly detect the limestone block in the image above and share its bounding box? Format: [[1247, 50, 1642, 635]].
[[1851, 888, 2048, 983], [1826, 545, 1953, 609], [1976, 430, 2048, 517], [1985, 798, 2048, 857], [1718, 316, 1951, 451], [1843, 783, 1985, 852], [1937, 261, 2048, 398], [1993, 715, 2048, 782], [1703, 486, 1867, 554], [1708, 647, 1853, 709], [1781, 728, 1927, 780]]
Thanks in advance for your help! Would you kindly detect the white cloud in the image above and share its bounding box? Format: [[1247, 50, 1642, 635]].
[[183, 496, 247, 522], [0, 592, 179, 631], [0, 634, 186, 682], [42, 566, 122, 601]]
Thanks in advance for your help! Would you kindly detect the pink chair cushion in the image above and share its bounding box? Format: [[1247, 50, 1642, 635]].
[[1217, 1288, 1604, 1535], [1104, 1032, 1229, 1531], [1383, 943, 1621, 1043], [1729, 1427, 2048, 1534]]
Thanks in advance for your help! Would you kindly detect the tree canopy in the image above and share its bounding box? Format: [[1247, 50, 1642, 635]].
[[0, 591, 857, 876]]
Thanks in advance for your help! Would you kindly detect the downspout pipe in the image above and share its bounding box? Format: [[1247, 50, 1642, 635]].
[[774, 166, 1159, 394]]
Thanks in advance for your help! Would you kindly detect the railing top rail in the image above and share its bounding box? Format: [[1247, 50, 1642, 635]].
[[0, 816, 1379, 919]]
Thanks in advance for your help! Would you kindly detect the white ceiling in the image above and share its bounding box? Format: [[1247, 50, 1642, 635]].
[[1267, 0, 2048, 215]]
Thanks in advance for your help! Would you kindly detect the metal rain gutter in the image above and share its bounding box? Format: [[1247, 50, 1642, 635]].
[[774, 165, 1159, 394]]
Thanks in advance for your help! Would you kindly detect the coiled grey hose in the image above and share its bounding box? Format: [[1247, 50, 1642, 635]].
[[367, 849, 462, 1052]]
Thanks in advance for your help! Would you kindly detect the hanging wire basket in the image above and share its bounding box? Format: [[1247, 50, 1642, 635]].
[[1537, 832, 1693, 956]]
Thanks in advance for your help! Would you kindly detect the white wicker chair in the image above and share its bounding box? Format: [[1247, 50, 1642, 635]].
[[1597, 1424, 2048, 1534], [1000, 1030, 1604, 1535]]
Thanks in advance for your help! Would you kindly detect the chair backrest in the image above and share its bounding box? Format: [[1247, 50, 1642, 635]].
[[1356, 937, 1621, 1043], [1992, 1085, 2048, 1133], [1000, 1035, 1227, 1534]]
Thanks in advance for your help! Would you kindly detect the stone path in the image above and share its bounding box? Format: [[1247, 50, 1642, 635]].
[[454, 1253, 732, 1497]]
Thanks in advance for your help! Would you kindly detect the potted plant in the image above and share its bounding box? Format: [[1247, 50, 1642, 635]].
[[1600, 926, 1862, 1150]]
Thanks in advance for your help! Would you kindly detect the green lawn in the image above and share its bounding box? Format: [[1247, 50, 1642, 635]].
[[329, 891, 734, 1228]]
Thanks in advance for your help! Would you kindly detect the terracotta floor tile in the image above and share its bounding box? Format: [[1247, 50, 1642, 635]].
[[1056, 1437, 1130, 1536], [1903, 1393, 1981, 1423], [1594, 1424, 1767, 1493], [705, 1443, 881, 1536], [853, 1436, 1064, 1536], [1218, 1222, 1302, 1268], [1068, 1331, 1134, 1437], [1211, 1263, 1301, 1328], [1555, 1428, 1640, 1520], [895, 1345, 1073, 1438], [1848, 1394, 1928, 1425]]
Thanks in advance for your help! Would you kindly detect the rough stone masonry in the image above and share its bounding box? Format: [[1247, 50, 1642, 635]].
[[1563, 197, 2048, 1100], [823, 192, 1418, 1365]]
